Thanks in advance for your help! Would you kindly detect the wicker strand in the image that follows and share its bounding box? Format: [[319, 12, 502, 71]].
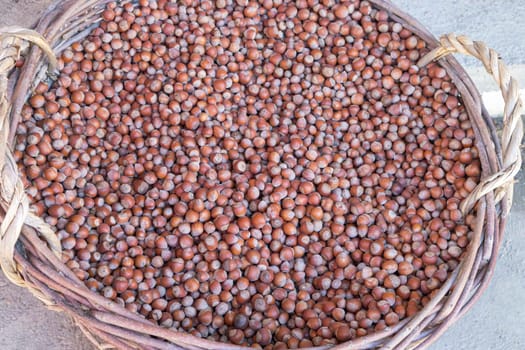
[[0, 28, 60, 288], [418, 34, 524, 216], [0, 27, 57, 71]]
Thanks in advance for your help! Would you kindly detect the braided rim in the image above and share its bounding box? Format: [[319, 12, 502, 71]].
[[419, 34, 524, 216]]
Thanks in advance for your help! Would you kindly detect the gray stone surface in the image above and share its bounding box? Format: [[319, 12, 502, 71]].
[[0, 274, 93, 350], [0, 0, 54, 27], [393, 0, 525, 67], [0, 1, 524, 349]]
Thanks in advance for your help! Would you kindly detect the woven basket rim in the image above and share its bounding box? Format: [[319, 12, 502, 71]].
[[0, 0, 522, 349]]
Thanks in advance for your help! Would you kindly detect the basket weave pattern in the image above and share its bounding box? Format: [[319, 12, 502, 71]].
[[0, 1, 522, 349]]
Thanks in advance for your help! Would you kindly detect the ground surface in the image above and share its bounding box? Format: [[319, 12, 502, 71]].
[[0, 1, 524, 349]]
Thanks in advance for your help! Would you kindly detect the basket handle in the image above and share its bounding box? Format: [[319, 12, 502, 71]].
[[418, 34, 523, 216], [0, 27, 60, 287]]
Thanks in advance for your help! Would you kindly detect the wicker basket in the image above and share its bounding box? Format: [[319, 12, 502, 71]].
[[0, 0, 522, 349]]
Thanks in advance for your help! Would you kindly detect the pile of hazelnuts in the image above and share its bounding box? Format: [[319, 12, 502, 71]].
[[15, 0, 480, 348]]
